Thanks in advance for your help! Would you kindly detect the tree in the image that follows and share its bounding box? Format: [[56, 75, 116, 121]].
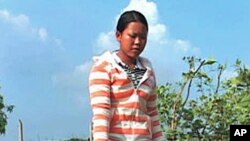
[[158, 57, 250, 141], [0, 86, 14, 135], [65, 137, 89, 141]]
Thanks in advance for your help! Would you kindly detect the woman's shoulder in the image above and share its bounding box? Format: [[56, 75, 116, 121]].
[[91, 51, 113, 70], [138, 56, 153, 68]]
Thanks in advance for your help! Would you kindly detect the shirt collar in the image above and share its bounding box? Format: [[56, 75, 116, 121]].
[[112, 51, 145, 69]]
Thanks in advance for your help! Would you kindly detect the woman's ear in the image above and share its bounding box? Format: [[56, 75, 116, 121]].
[[116, 31, 121, 42]]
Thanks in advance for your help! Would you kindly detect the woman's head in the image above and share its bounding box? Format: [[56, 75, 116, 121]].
[[116, 10, 148, 33], [116, 10, 148, 61]]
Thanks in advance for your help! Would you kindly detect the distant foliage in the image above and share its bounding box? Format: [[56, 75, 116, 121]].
[[0, 86, 14, 135], [65, 137, 89, 141], [158, 57, 250, 141]]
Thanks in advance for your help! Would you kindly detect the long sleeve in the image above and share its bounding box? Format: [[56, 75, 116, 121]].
[[147, 92, 166, 141], [89, 62, 111, 141], [147, 72, 166, 141]]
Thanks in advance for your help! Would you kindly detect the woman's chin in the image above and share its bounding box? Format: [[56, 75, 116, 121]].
[[129, 53, 140, 59]]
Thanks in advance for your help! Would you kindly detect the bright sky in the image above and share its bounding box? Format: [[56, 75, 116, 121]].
[[0, 0, 249, 140]]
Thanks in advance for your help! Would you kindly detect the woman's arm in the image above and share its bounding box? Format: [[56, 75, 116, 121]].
[[147, 71, 166, 141], [89, 62, 111, 141]]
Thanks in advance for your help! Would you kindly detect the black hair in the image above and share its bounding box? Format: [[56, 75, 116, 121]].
[[116, 10, 148, 33]]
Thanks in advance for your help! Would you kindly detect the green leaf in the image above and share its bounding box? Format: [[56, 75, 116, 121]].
[[239, 95, 250, 107], [205, 57, 216, 65]]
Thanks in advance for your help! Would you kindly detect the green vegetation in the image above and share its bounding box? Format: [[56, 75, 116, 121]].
[[0, 86, 14, 135], [158, 57, 250, 141], [65, 137, 89, 141]]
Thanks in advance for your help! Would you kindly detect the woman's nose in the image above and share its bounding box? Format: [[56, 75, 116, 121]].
[[134, 37, 141, 44]]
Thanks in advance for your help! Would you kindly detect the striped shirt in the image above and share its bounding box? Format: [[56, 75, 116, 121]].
[[112, 52, 147, 89], [89, 51, 166, 141]]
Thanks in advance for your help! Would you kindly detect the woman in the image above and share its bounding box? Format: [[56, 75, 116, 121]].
[[89, 10, 166, 141]]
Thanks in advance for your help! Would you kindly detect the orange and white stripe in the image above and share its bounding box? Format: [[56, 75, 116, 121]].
[[89, 51, 166, 141]]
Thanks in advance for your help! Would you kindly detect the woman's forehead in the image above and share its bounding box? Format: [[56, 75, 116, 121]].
[[125, 22, 148, 32]]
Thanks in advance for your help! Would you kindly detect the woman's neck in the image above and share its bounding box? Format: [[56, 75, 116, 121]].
[[117, 51, 136, 68]]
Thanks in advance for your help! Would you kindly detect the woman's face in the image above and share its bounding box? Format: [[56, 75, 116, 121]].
[[116, 22, 148, 60]]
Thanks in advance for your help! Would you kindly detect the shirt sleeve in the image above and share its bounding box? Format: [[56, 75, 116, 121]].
[[147, 71, 166, 141], [89, 62, 111, 141]]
